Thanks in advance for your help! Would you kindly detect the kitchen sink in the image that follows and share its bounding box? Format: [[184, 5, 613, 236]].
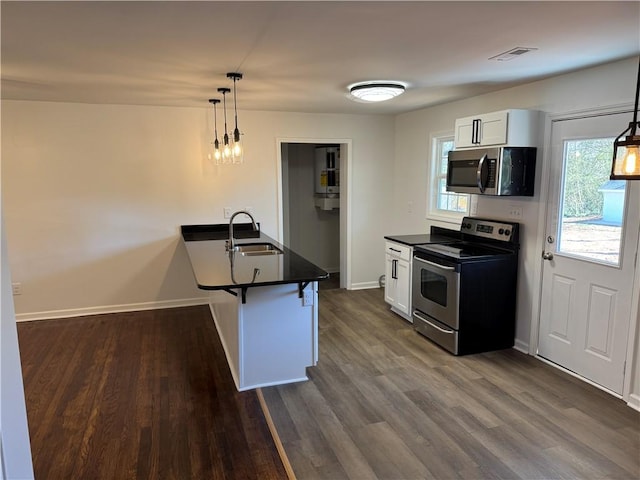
[[233, 243, 283, 256]]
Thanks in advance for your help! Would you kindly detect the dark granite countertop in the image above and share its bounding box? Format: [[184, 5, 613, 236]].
[[384, 227, 462, 247], [181, 224, 329, 292]]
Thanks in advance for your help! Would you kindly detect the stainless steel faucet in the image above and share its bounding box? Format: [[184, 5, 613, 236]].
[[227, 210, 257, 251]]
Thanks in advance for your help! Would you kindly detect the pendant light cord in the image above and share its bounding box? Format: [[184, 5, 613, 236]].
[[632, 56, 640, 135], [233, 78, 239, 131]]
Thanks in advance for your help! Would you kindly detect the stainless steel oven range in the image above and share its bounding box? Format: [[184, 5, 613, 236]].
[[412, 217, 519, 355]]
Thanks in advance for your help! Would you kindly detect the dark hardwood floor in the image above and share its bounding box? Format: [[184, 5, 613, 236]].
[[262, 288, 640, 480], [17, 288, 640, 480], [18, 305, 287, 480]]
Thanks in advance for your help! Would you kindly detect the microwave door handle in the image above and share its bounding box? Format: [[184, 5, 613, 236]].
[[476, 154, 487, 193]]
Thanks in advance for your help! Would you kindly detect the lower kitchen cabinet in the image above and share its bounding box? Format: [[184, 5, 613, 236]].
[[384, 241, 412, 322]]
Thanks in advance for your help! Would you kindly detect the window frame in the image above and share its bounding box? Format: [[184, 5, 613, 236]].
[[426, 132, 470, 224]]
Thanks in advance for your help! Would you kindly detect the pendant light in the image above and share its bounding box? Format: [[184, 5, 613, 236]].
[[227, 72, 244, 164], [217, 87, 232, 163], [611, 57, 640, 180], [208, 98, 222, 164]]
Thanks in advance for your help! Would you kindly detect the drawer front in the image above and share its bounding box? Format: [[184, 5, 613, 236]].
[[413, 310, 459, 355], [385, 241, 411, 261]]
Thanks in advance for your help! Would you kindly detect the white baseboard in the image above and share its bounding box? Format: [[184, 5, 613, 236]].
[[513, 339, 529, 354], [627, 394, 640, 412], [15, 297, 209, 322], [348, 281, 380, 290]]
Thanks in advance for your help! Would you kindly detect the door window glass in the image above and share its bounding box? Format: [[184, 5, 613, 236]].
[[558, 138, 626, 266]]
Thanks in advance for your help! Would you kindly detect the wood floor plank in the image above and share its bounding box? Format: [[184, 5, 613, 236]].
[[18, 305, 287, 480], [262, 288, 640, 480]]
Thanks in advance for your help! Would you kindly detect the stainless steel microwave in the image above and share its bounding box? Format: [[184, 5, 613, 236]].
[[446, 146, 536, 196]]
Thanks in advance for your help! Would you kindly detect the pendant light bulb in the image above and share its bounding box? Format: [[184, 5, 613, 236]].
[[208, 98, 222, 164], [622, 145, 638, 174], [227, 72, 244, 164]]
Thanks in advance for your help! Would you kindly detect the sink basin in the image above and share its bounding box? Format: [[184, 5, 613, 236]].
[[234, 243, 283, 256]]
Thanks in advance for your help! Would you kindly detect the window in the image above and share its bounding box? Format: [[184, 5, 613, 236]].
[[557, 137, 625, 266], [428, 134, 469, 221]]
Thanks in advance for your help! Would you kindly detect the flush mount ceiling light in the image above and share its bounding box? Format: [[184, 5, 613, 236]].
[[611, 57, 640, 180], [349, 82, 405, 102]]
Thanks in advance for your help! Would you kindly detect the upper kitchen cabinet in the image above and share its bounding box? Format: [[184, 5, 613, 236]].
[[454, 109, 539, 149]]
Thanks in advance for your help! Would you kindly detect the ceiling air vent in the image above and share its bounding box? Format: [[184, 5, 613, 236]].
[[489, 47, 538, 61]]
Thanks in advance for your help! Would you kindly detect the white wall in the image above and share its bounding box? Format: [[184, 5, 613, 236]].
[[1, 102, 394, 318], [394, 56, 640, 403], [0, 216, 34, 479]]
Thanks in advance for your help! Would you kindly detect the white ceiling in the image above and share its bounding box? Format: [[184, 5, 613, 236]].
[[1, 1, 639, 115]]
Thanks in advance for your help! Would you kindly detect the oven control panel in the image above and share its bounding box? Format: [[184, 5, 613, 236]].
[[460, 217, 519, 244]]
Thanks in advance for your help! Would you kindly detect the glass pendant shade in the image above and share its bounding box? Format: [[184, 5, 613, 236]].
[[210, 74, 245, 165], [208, 98, 222, 165], [228, 72, 244, 164], [611, 133, 640, 179], [232, 128, 243, 164]]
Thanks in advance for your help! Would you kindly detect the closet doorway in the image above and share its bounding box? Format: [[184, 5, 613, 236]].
[[278, 139, 350, 289]]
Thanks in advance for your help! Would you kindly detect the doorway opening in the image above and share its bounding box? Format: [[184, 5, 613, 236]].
[[278, 140, 350, 290]]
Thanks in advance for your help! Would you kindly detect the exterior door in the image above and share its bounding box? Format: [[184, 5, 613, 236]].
[[538, 112, 639, 394]]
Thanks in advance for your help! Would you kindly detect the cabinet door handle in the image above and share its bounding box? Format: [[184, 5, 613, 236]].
[[389, 247, 401, 253], [392, 259, 398, 279], [472, 118, 481, 144]]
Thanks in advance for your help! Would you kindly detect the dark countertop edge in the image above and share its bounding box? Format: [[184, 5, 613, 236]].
[[181, 224, 329, 289], [384, 227, 462, 246], [182, 223, 261, 241]]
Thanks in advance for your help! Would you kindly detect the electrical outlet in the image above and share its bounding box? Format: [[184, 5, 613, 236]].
[[223, 207, 232, 219], [303, 289, 314, 306], [508, 205, 523, 219], [12, 282, 22, 295], [244, 206, 253, 214]]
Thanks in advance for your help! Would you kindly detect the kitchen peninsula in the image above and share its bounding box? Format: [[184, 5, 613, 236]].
[[181, 222, 328, 391]]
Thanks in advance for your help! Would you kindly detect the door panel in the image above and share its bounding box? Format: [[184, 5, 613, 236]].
[[538, 112, 639, 394]]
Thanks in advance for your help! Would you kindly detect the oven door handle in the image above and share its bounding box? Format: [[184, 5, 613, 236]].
[[413, 311, 455, 334], [414, 256, 456, 271]]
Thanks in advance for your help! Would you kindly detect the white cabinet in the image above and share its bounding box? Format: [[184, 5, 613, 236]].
[[454, 109, 539, 149], [209, 282, 318, 391], [384, 241, 412, 322]]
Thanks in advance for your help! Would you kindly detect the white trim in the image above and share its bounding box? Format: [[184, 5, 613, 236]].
[[276, 137, 353, 289], [513, 339, 529, 354], [627, 394, 640, 412], [532, 103, 640, 405], [425, 131, 469, 222], [208, 302, 241, 391], [14, 297, 208, 322], [623, 195, 640, 402], [348, 281, 380, 290]]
